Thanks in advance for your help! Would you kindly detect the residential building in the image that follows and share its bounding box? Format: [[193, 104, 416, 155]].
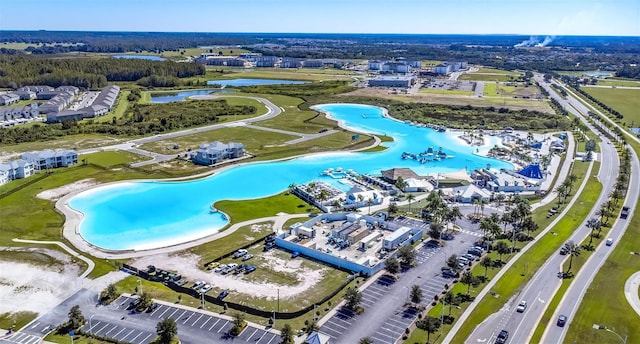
[[0, 159, 35, 184], [39, 91, 75, 113], [17, 85, 54, 93], [434, 63, 452, 75], [12, 90, 37, 100], [46, 110, 85, 123], [0, 104, 39, 123], [190, 141, 245, 165], [254, 56, 279, 67], [303, 60, 324, 68], [0, 93, 20, 106], [225, 58, 246, 67], [368, 60, 384, 70], [22, 149, 78, 170], [55, 86, 79, 95], [92, 85, 120, 110], [382, 62, 411, 73], [280, 58, 303, 68]]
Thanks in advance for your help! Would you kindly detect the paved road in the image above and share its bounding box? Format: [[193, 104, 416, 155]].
[[464, 76, 630, 344], [541, 79, 640, 343], [474, 81, 484, 97]]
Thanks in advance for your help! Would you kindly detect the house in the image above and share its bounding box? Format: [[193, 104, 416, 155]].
[[190, 141, 245, 165], [39, 91, 75, 113], [22, 149, 78, 170], [55, 86, 79, 96], [46, 110, 85, 123], [17, 85, 54, 93], [0, 93, 20, 106], [0, 159, 35, 184], [304, 331, 330, 344], [12, 90, 37, 100]]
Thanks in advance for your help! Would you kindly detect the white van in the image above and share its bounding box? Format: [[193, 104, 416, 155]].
[[606, 238, 613, 246]]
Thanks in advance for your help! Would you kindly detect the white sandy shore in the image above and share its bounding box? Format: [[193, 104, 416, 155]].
[[36, 178, 98, 201]]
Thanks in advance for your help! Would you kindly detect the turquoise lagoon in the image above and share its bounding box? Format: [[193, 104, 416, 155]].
[[70, 103, 512, 250]]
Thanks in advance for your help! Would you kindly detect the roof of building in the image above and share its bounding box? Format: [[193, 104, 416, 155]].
[[304, 331, 330, 344], [381, 168, 420, 181], [517, 163, 544, 179], [451, 184, 492, 199]]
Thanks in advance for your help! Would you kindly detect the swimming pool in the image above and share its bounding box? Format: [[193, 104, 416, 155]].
[[69, 103, 512, 251]]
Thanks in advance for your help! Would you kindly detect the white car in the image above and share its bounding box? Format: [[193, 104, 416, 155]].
[[516, 300, 527, 313], [214, 264, 227, 273], [199, 284, 213, 294], [242, 254, 254, 261]]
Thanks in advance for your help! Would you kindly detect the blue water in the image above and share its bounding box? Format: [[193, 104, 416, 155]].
[[112, 55, 166, 61], [207, 79, 307, 87], [150, 89, 233, 103], [70, 103, 512, 250]]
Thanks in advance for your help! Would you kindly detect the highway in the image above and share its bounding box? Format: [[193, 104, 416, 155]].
[[464, 76, 622, 343], [541, 81, 640, 343]]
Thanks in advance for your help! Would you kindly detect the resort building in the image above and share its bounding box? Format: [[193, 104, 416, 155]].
[[190, 141, 245, 165], [368, 75, 416, 88], [22, 149, 78, 171], [0, 159, 35, 185], [276, 212, 425, 275]]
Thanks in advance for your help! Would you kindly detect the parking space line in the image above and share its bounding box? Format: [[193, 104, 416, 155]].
[[209, 318, 221, 330], [139, 333, 153, 344], [111, 327, 126, 339], [378, 326, 401, 337], [244, 328, 258, 340], [93, 323, 110, 335], [158, 305, 171, 318], [199, 316, 212, 329], [265, 334, 277, 344], [88, 320, 101, 333], [165, 308, 179, 320], [320, 326, 343, 338], [130, 330, 145, 343], [382, 322, 404, 332], [173, 309, 187, 321], [189, 313, 204, 326], [373, 331, 397, 341], [120, 329, 136, 341], [330, 315, 353, 326], [326, 320, 349, 331], [217, 321, 232, 334], [181, 311, 195, 324], [104, 324, 118, 336], [151, 305, 165, 316]]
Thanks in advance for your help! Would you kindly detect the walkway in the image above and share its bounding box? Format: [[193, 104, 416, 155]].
[[11, 239, 95, 279], [624, 271, 640, 317]]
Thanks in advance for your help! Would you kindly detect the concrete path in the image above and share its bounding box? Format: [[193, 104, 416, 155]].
[[624, 271, 640, 317], [11, 239, 95, 279]]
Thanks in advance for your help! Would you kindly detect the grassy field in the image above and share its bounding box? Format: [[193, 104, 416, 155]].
[[0, 134, 126, 158], [476, 68, 518, 75], [215, 192, 316, 224], [93, 90, 130, 123], [597, 78, 640, 87], [445, 161, 599, 343], [582, 87, 640, 124], [0, 42, 84, 50], [459, 73, 516, 82], [0, 311, 38, 332], [418, 89, 474, 96]]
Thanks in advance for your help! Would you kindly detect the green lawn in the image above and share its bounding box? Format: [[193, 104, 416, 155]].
[[93, 90, 130, 123], [210, 68, 353, 82], [447, 161, 600, 343], [0, 311, 38, 332], [0, 134, 126, 156], [419, 89, 474, 96], [582, 87, 640, 125], [597, 78, 640, 88], [215, 192, 316, 224], [459, 73, 515, 82], [476, 68, 518, 75]]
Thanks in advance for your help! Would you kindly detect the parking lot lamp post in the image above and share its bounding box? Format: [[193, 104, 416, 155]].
[[594, 325, 627, 344], [137, 279, 143, 295], [440, 298, 445, 336], [201, 291, 205, 310]]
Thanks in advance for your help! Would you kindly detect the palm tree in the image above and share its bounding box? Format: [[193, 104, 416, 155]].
[[395, 177, 408, 192], [416, 316, 440, 344], [585, 218, 601, 249], [448, 206, 463, 229], [460, 271, 477, 296], [358, 337, 374, 344], [479, 199, 487, 216], [410, 284, 423, 304], [480, 256, 493, 278], [366, 198, 374, 215], [496, 193, 505, 207], [566, 174, 578, 194], [555, 184, 568, 204], [443, 291, 455, 316], [280, 324, 294, 344], [564, 241, 581, 274], [406, 193, 415, 213], [495, 241, 510, 263]]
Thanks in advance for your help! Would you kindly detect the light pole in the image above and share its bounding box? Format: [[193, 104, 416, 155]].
[[594, 324, 627, 344], [137, 279, 143, 295]]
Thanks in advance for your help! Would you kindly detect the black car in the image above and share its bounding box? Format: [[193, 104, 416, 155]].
[[217, 290, 229, 300], [557, 315, 567, 327], [442, 269, 458, 278], [495, 330, 509, 344]]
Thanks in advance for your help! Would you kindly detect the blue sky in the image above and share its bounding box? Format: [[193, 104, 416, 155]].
[[1, 0, 638, 36]]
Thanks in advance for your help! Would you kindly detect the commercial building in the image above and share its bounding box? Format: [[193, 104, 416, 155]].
[[434, 61, 468, 75], [368, 75, 416, 88], [190, 141, 245, 165]]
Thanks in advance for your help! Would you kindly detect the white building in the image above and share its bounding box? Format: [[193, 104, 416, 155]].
[[22, 149, 78, 171], [0, 159, 35, 184]]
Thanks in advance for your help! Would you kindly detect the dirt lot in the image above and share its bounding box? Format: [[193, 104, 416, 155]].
[[342, 88, 553, 113]]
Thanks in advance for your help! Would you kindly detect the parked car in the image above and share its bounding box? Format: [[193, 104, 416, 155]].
[[516, 300, 527, 313], [495, 330, 509, 344], [222, 263, 238, 274], [233, 249, 248, 258], [199, 284, 213, 294], [557, 314, 567, 327], [468, 248, 482, 256], [147, 303, 159, 313], [191, 280, 204, 290], [242, 253, 254, 261], [606, 238, 613, 246], [442, 269, 458, 278], [245, 266, 256, 273], [458, 257, 469, 264], [206, 262, 220, 270], [264, 242, 275, 251], [458, 262, 467, 270], [461, 253, 475, 261], [217, 290, 229, 300], [214, 264, 227, 273], [291, 251, 300, 258]]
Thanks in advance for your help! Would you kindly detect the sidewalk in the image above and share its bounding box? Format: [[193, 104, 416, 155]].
[[624, 271, 640, 317]]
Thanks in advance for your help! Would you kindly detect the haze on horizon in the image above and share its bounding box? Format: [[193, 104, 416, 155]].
[[1, 0, 638, 36]]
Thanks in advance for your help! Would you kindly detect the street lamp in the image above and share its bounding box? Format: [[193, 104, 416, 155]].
[[137, 279, 143, 295], [593, 324, 627, 344]]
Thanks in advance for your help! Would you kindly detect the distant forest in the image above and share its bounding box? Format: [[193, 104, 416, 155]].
[[0, 55, 205, 89]]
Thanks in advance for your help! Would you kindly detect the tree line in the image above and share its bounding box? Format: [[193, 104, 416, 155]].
[[0, 55, 205, 89], [0, 99, 255, 145]]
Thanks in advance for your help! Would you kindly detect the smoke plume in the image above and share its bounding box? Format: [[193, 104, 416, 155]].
[[514, 35, 555, 48]]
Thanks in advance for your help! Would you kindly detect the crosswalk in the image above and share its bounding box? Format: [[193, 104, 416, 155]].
[[0, 332, 42, 344]]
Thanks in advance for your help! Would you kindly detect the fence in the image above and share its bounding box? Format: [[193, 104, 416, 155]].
[[122, 263, 357, 320]]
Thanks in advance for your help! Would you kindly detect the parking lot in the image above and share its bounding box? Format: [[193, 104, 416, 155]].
[[0, 332, 42, 344], [370, 307, 419, 344], [110, 296, 281, 344], [83, 319, 155, 344]]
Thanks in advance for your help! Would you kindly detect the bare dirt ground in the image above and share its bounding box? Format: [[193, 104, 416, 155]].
[[0, 248, 81, 315], [132, 251, 325, 300], [342, 88, 553, 113], [36, 178, 98, 201]]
